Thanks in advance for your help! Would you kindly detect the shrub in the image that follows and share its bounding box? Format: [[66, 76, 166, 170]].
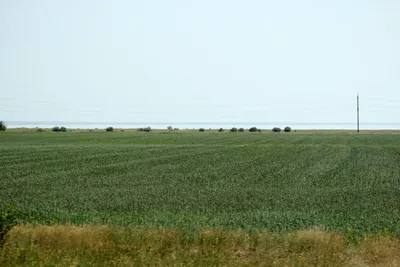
[[52, 126, 60, 132], [258, 129, 262, 132], [218, 128, 224, 132], [174, 128, 179, 131], [249, 127, 259, 132], [199, 128, 205, 132], [106, 127, 114, 132], [0, 121, 6, 131], [284, 126, 292, 132], [272, 127, 281, 132], [36, 127, 45, 132], [60, 126, 67, 132], [238, 128, 245, 132], [138, 127, 151, 132], [0, 204, 17, 243], [167, 126, 173, 131], [230, 127, 238, 132]]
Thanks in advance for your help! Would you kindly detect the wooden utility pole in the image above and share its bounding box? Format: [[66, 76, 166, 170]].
[[357, 93, 360, 133]]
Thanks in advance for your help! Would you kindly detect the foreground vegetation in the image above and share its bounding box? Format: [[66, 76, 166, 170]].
[[2, 225, 400, 266]]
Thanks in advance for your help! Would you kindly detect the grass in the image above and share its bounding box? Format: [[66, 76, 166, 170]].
[[2, 225, 400, 266]]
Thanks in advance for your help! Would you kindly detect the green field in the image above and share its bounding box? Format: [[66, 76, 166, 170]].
[[1, 131, 400, 236]]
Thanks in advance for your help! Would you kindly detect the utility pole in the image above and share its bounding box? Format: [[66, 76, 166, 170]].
[[357, 93, 360, 133]]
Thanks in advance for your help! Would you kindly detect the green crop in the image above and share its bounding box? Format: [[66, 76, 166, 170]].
[[0, 132, 400, 236]]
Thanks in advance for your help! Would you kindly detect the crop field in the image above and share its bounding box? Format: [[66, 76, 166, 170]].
[[1, 131, 400, 265], [1, 131, 400, 236]]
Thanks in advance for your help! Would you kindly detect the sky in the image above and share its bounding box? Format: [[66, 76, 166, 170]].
[[1, 0, 400, 125]]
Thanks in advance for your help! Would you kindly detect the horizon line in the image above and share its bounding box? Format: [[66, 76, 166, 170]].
[[5, 121, 400, 125]]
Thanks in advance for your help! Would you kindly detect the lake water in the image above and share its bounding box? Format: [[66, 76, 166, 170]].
[[6, 121, 400, 130]]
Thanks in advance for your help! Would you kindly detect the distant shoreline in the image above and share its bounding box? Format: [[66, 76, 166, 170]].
[[4, 121, 400, 130]]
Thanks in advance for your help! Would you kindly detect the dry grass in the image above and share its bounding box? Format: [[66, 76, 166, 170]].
[[2, 226, 400, 266]]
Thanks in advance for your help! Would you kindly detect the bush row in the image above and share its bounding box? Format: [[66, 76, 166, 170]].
[[36, 125, 293, 133], [196, 127, 292, 133], [273, 127, 292, 132]]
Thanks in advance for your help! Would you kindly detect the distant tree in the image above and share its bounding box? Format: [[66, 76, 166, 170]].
[[218, 128, 224, 132], [60, 126, 67, 132], [52, 126, 60, 132], [0, 121, 7, 131], [249, 127, 258, 132], [199, 128, 205, 132], [230, 127, 238, 132], [36, 128, 45, 132], [238, 128, 245, 132], [284, 126, 292, 132], [272, 127, 281, 133], [258, 129, 262, 132], [174, 128, 179, 131], [167, 126, 173, 131], [106, 126, 114, 132]]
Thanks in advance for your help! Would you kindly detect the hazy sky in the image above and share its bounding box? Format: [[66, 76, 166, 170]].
[[1, 0, 400, 123]]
